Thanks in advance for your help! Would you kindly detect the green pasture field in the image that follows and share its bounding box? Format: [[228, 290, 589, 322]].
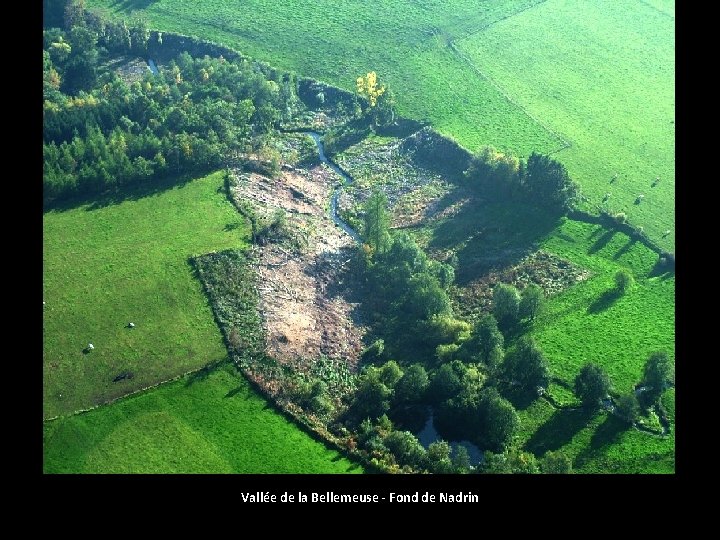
[[526, 218, 674, 473], [86, 0, 674, 248], [456, 0, 675, 249], [535, 218, 675, 393], [85, 0, 561, 155], [43, 171, 248, 418], [515, 397, 674, 473], [44, 364, 363, 473]]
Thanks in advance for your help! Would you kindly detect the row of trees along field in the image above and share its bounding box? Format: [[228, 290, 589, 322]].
[[465, 146, 580, 215], [43, 2, 301, 207], [340, 192, 673, 473]]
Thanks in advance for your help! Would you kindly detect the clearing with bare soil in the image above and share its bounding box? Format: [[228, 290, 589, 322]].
[[229, 163, 366, 376]]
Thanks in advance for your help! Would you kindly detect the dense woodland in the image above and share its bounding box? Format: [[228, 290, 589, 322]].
[[43, 2, 299, 207]]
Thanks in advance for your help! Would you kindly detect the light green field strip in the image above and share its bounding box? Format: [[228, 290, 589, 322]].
[[457, 0, 675, 249], [86, 0, 561, 153], [44, 366, 363, 473], [43, 171, 248, 418]]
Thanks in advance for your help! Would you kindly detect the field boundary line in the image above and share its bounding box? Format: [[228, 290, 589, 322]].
[[43, 360, 229, 423], [448, 41, 572, 155], [638, 0, 675, 19], [456, 0, 549, 42]]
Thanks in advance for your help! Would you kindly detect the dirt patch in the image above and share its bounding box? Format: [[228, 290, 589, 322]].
[[229, 161, 366, 375], [105, 56, 153, 84], [333, 138, 453, 229], [453, 250, 591, 319]]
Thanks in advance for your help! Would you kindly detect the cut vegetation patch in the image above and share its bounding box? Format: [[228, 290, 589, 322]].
[[228, 160, 366, 372]]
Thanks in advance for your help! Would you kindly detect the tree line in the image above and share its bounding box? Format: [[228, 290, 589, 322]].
[[465, 145, 580, 215], [43, 3, 300, 206]]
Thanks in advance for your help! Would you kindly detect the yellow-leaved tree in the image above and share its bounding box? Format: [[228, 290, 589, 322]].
[[356, 71, 386, 107], [356, 71, 395, 126]]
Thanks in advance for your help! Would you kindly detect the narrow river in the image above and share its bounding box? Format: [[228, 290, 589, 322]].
[[306, 131, 362, 243]]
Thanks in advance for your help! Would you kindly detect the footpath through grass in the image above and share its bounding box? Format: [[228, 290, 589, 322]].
[[43, 171, 248, 418], [44, 364, 363, 473]]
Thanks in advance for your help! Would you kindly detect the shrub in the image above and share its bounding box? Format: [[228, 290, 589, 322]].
[[614, 268, 634, 293]]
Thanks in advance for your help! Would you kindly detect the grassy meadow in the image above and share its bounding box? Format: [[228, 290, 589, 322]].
[[535, 218, 675, 393], [86, 0, 562, 153], [43, 171, 248, 418], [87, 0, 674, 248], [527, 218, 674, 473], [44, 364, 362, 473], [457, 0, 675, 248]]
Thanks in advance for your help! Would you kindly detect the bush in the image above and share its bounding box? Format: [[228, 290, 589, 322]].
[[540, 451, 572, 474], [614, 269, 634, 293], [519, 284, 544, 322], [493, 283, 520, 328], [615, 392, 639, 424], [384, 430, 427, 470]]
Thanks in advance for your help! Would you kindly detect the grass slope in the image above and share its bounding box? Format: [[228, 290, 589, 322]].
[[515, 399, 674, 473], [44, 365, 362, 473], [536, 218, 675, 393], [457, 0, 675, 249], [43, 171, 248, 418], [87, 0, 561, 154], [87, 0, 673, 248]]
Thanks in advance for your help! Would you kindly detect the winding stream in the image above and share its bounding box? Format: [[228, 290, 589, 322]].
[[306, 131, 362, 243]]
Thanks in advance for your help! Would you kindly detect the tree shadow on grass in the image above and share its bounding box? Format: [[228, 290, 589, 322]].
[[587, 229, 615, 254], [185, 358, 228, 387], [613, 237, 637, 260], [224, 222, 242, 232], [44, 171, 204, 214], [587, 288, 622, 314], [586, 225, 605, 241], [110, 0, 158, 13], [225, 386, 244, 398], [574, 413, 628, 466], [649, 258, 675, 280], [524, 407, 595, 457]]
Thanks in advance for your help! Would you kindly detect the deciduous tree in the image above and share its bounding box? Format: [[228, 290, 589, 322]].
[[519, 283, 544, 321], [493, 283, 520, 328], [574, 363, 612, 410]]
